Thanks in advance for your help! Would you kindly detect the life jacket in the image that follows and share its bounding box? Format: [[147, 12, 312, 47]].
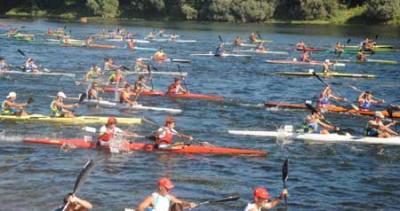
[[50, 100, 62, 117], [318, 95, 330, 107], [358, 100, 371, 110], [109, 72, 122, 83], [156, 127, 174, 145], [167, 83, 179, 94], [214, 47, 224, 56], [119, 90, 130, 104], [1, 100, 15, 115], [151, 192, 171, 211], [98, 127, 115, 142]]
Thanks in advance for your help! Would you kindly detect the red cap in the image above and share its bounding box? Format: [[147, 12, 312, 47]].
[[158, 177, 174, 189], [107, 117, 117, 125], [253, 187, 270, 199]]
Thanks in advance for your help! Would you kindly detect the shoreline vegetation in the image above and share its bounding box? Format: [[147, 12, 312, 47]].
[[1, 0, 400, 25]]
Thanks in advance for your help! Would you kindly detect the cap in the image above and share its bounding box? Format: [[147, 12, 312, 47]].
[[57, 92, 67, 98], [325, 59, 330, 63], [7, 92, 16, 98], [375, 111, 384, 119], [158, 177, 174, 189], [165, 116, 175, 125], [107, 117, 117, 125], [253, 187, 270, 199]]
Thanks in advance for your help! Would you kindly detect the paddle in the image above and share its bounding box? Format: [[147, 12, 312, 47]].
[[312, 72, 359, 111], [26, 97, 34, 104], [146, 64, 155, 90], [218, 35, 223, 43], [282, 158, 288, 205], [196, 193, 240, 207], [62, 159, 95, 211], [17, 49, 50, 72], [178, 65, 190, 93]]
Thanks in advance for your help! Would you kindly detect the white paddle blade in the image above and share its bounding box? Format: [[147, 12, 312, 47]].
[[82, 126, 97, 133]]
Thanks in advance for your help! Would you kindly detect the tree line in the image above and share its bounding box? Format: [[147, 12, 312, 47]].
[[1, 0, 399, 23]]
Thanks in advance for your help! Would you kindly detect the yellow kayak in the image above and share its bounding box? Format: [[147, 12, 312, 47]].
[[0, 114, 142, 125]]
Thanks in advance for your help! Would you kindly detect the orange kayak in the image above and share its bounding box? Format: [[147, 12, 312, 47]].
[[23, 138, 267, 156], [265, 101, 400, 118]]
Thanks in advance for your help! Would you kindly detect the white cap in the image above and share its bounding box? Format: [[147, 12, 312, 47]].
[[325, 59, 330, 63], [374, 111, 384, 119], [308, 69, 314, 73], [7, 92, 16, 98], [57, 92, 67, 98]]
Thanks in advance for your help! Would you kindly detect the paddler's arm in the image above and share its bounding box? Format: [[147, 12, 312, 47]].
[[9, 101, 28, 109], [61, 102, 79, 109], [68, 195, 93, 210], [170, 195, 197, 209], [381, 122, 399, 136], [172, 128, 193, 140], [136, 195, 153, 211], [262, 189, 288, 209], [318, 119, 337, 131]]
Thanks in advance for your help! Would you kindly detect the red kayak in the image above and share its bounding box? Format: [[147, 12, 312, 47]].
[[167, 92, 224, 102], [23, 138, 267, 157], [102, 87, 165, 96]]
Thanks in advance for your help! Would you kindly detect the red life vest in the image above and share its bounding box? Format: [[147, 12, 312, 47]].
[[156, 127, 173, 145], [98, 127, 115, 142]]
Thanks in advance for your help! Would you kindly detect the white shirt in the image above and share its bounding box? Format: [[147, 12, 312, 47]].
[[244, 203, 261, 211], [151, 192, 171, 211]]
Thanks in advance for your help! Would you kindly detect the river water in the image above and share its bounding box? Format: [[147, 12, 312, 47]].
[[0, 18, 399, 210]]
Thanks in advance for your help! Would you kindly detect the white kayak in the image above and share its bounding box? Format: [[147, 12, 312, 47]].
[[223, 42, 257, 47], [84, 99, 182, 114], [228, 129, 400, 145], [140, 57, 191, 63], [106, 39, 150, 44], [124, 71, 187, 77], [1, 70, 75, 77], [233, 49, 289, 55], [131, 46, 157, 51], [190, 52, 252, 57]]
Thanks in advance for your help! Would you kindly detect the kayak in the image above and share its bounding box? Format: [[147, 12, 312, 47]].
[[130, 46, 157, 51], [0, 114, 142, 125], [83, 99, 182, 114], [233, 49, 289, 55], [276, 71, 376, 78], [224, 42, 257, 47], [124, 70, 188, 77], [172, 39, 197, 43], [23, 138, 268, 156], [1, 70, 75, 78], [86, 44, 118, 49], [167, 92, 224, 102], [140, 57, 191, 64], [336, 59, 398, 65], [264, 102, 400, 118], [102, 87, 165, 96], [266, 59, 345, 67], [345, 45, 394, 49], [190, 52, 252, 57], [296, 47, 326, 52], [344, 46, 396, 52], [228, 130, 400, 145]]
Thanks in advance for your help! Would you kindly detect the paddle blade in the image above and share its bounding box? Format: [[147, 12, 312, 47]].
[[256, 31, 262, 39], [26, 97, 34, 104], [78, 93, 87, 104], [17, 49, 26, 57], [72, 159, 95, 194], [346, 38, 351, 44], [282, 158, 288, 187]]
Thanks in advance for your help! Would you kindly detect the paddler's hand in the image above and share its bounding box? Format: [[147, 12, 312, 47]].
[[280, 188, 289, 199], [334, 126, 340, 132], [188, 202, 197, 208]]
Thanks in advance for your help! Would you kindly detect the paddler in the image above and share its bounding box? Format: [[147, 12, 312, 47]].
[[85, 36, 93, 46], [0, 57, 10, 71], [170, 32, 178, 41], [214, 43, 225, 57], [249, 32, 258, 43], [299, 51, 311, 62], [357, 91, 384, 111], [146, 31, 156, 40], [334, 42, 344, 57], [1, 92, 28, 116], [25, 58, 39, 72], [154, 116, 193, 149], [361, 37, 375, 51], [134, 58, 149, 72], [365, 112, 398, 138], [136, 177, 197, 211], [133, 75, 151, 94], [322, 60, 331, 74], [55, 193, 93, 211], [296, 40, 306, 50], [104, 58, 120, 72], [108, 68, 123, 85], [97, 117, 139, 147], [303, 109, 338, 134], [153, 48, 167, 61], [167, 78, 187, 94], [119, 84, 138, 106], [244, 187, 288, 211], [50, 92, 79, 118], [84, 64, 102, 81], [317, 86, 346, 109], [356, 51, 367, 62], [233, 36, 243, 46], [127, 39, 137, 50], [255, 41, 267, 52], [87, 81, 103, 100]]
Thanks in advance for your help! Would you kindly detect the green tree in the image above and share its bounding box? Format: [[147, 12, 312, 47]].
[[365, 0, 400, 22], [86, 0, 119, 18]]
